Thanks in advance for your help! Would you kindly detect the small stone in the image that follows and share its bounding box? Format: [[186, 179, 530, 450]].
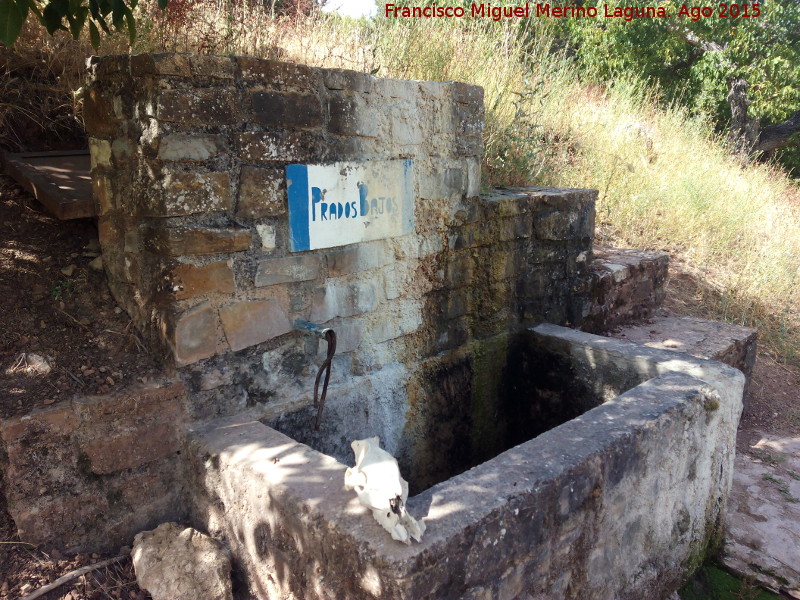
[[79, 317, 91, 326], [85, 239, 101, 252], [107, 376, 115, 385], [133, 523, 233, 600], [99, 366, 108, 373], [20, 583, 32, 593], [112, 371, 123, 380], [43, 398, 55, 405], [61, 264, 77, 277], [39, 320, 47, 329], [114, 307, 122, 314], [89, 256, 104, 271]]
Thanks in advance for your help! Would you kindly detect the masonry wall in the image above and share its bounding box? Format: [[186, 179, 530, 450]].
[[84, 54, 596, 440]]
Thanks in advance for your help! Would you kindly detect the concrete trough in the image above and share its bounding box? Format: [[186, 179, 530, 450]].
[[185, 324, 744, 600]]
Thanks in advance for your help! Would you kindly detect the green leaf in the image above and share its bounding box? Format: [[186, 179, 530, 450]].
[[67, 5, 87, 38], [42, 1, 65, 34], [22, 0, 42, 20], [157, 0, 167, 9], [110, 0, 123, 29], [88, 18, 99, 48], [0, 0, 29, 46]]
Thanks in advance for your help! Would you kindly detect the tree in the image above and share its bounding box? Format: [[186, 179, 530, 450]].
[[551, 0, 800, 169], [0, 0, 148, 48]]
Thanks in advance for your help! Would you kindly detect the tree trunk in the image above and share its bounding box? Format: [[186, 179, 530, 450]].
[[727, 77, 759, 158]]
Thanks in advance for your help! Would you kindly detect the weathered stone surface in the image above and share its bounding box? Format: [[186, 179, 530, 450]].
[[170, 302, 225, 365], [157, 89, 237, 125], [92, 175, 113, 215], [169, 260, 236, 300], [310, 281, 378, 322], [151, 226, 250, 256], [218, 299, 291, 352], [250, 91, 322, 128], [327, 91, 377, 136], [236, 57, 318, 91], [322, 68, 373, 93], [236, 129, 325, 163], [82, 422, 178, 474], [0, 380, 187, 553], [190, 55, 235, 79], [722, 433, 800, 596], [131, 53, 192, 77], [147, 172, 232, 216], [84, 89, 121, 138], [186, 325, 743, 600], [327, 240, 393, 277], [254, 256, 319, 287], [157, 134, 228, 161], [583, 246, 670, 333], [133, 522, 233, 600], [236, 166, 285, 219]]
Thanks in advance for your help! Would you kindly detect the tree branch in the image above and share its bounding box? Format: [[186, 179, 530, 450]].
[[665, 23, 727, 54], [753, 110, 800, 155]]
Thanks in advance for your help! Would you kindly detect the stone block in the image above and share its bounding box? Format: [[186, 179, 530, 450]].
[[157, 134, 228, 161], [84, 88, 122, 138], [190, 55, 235, 79], [170, 302, 225, 366], [451, 81, 484, 106], [82, 422, 179, 475], [236, 58, 319, 91], [157, 89, 237, 126], [327, 91, 377, 136], [327, 240, 393, 277], [170, 260, 236, 300], [146, 171, 232, 217], [322, 68, 372, 93], [219, 299, 292, 352], [152, 226, 251, 256], [131, 53, 192, 77], [93, 175, 113, 215], [255, 224, 276, 249], [236, 166, 286, 218], [90, 138, 112, 170], [236, 130, 326, 163], [255, 256, 320, 287], [310, 281, 378, 323], [250, 91, 323, 129]]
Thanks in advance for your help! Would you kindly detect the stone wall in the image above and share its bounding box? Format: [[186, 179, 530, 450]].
[[84, 53, 596, 444], [0, 380, 187, 552]]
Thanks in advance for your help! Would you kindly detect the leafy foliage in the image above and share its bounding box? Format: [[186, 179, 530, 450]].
[[549, 0, 800, 170], [0, 0, 139, 48]]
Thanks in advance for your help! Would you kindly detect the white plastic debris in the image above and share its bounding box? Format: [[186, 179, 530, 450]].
[[344, 436, 426, 544]]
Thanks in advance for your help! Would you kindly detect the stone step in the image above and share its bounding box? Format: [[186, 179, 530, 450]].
[[582, 246, 670, 334], [606, 309, 757, 388]]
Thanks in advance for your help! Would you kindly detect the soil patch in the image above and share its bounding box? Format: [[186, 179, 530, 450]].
[[0, 175, 162, 420]]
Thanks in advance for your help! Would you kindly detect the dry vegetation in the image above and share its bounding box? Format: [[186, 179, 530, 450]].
[[3, 6, 800, 363]]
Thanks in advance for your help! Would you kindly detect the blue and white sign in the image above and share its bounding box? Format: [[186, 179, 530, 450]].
[[286, 159, 414, 252]]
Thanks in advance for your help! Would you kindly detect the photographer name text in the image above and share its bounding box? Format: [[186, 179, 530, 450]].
[[384, 3, 762, 21]]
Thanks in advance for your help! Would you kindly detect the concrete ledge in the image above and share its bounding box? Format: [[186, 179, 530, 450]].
[[607, 312, 757, 399], [185, 325, 744, 599]]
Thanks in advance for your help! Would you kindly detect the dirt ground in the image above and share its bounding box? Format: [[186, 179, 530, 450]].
[[1, 174, 799, 598], [0, 175, 154, 599]]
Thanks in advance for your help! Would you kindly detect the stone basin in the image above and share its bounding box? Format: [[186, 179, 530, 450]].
[[185, 323, 744, 600]]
